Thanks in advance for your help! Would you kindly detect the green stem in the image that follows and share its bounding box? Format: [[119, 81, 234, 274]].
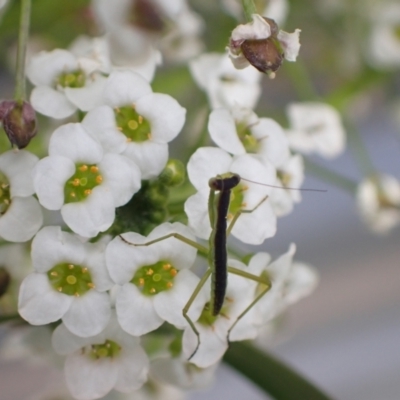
[[241, 0, 257, 21], [304, 158, 358, 194], [345, 120, 376, 177], [14, 0, 32, 103], [0, 313, 21, 324], [224, 342, 333, 400]]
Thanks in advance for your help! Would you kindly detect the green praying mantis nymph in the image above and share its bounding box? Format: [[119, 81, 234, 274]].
[[120, 172, 325, 359]]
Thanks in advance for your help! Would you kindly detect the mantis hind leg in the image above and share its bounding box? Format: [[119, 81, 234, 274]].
[[225, 266, 271, 344], [182, 268, 212, 360]]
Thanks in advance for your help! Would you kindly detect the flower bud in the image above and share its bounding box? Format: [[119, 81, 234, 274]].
[[228, 14, 301, 78], [159, 159, 185, 187], [1, 100, 37, 149]]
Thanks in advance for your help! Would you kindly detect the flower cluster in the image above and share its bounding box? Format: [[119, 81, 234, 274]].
[[0, 3, 335, 400]]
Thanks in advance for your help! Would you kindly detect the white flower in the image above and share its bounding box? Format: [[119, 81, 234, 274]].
[[270, 154, 304, 217], [18, 226, 113, 337], [286, 102, 346, 158], [208, 106, 290, 168], [356, 174, 400, 233], [82, 71, 186, 179], [244, 244, 318, 327], [185, 147, 277, 245], [27, 49, 108, 119], [106, 222, 205, 336], [0, 150, 43, 242], [189, 52, 261, 110], [33, 122, 141, 237], [160, 4, 205, 63], [52, 312, 149, 400], [367, 2, 400, 69], [228, 14, 300, 76], [182, 261, 260, 368], [151, 356, 217, 389]]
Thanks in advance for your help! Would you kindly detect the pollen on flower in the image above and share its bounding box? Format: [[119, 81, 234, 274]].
[[114, 105, 151, 143], [47, 262, 95, 296], [138, 116, 143, 124], [131, 260, 178, 296], [64, 163, 102, 203]]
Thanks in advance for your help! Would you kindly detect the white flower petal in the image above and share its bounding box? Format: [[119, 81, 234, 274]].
[[30, 86, 77, 119], [52, 323, 92, 355], [49, 123, 104, 164], [135, 93, 186, 142], [65, 352, 117, 400], [231, 14, 272, 42], [0, 150, 38, 197], [184, 191, 211, 240], [18, 273, 73, 324], [99, 153, 141, 207], [63, 291, 111, 337], [154, 269, 204, 328], [64, 75, 108, 111], [31, 226, 86, 273], [122, 141, 168, 180], [208, 108, 245, 155], [27, 49, 78, 86], [187, 147, 233, 191], [0, 196, 43, 242], [114, 346, 149, 392], [33, 155, 75, 210], [82, 105, 128, 154], [61, 186, 115, 237], [103, 71, 152, 107], [116, 283, 163, 336], [278, 29, 301, 61]]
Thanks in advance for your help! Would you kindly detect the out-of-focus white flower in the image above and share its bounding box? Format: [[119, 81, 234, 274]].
[[82, 71, 186, 179], [356, 174, 400, 233], [286, 102, 346, 158], [185, 147, 277, 245], [0, 150, 43, 242], [246, 245, 318, 325], [33, 122, 141, 237], [151, 356, 217, 389], [182, 261, 260, 368], [208, 106, 290, 168], [52, 312, 149, 400], [228, 14, 300, 77], [106, 222, 204, 336], [367, 2, 400, 69], [27, 49, 108, 119], [270, 154, 304, 217], [0, 0, 9, 10], [160, 4, 205, 63], [18, 226, 114, 337], [190, 52, 261, 110], [221, 0, 289, 26]]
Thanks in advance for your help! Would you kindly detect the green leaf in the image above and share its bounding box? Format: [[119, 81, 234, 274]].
[[224, 342, 333, 400]]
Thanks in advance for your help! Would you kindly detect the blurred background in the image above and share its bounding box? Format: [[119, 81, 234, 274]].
[[1, 0, 400, 399]]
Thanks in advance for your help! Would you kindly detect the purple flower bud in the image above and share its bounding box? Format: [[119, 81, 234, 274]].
[[0, 100, 37, 149]]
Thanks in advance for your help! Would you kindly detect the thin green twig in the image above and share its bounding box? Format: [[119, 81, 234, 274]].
[[241, 0, 257, 21], [14, 0, 32, 103]]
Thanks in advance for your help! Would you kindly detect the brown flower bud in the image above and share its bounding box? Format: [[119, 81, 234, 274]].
[[1, 100, 37, 149], [240, 38, 284, 75]]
